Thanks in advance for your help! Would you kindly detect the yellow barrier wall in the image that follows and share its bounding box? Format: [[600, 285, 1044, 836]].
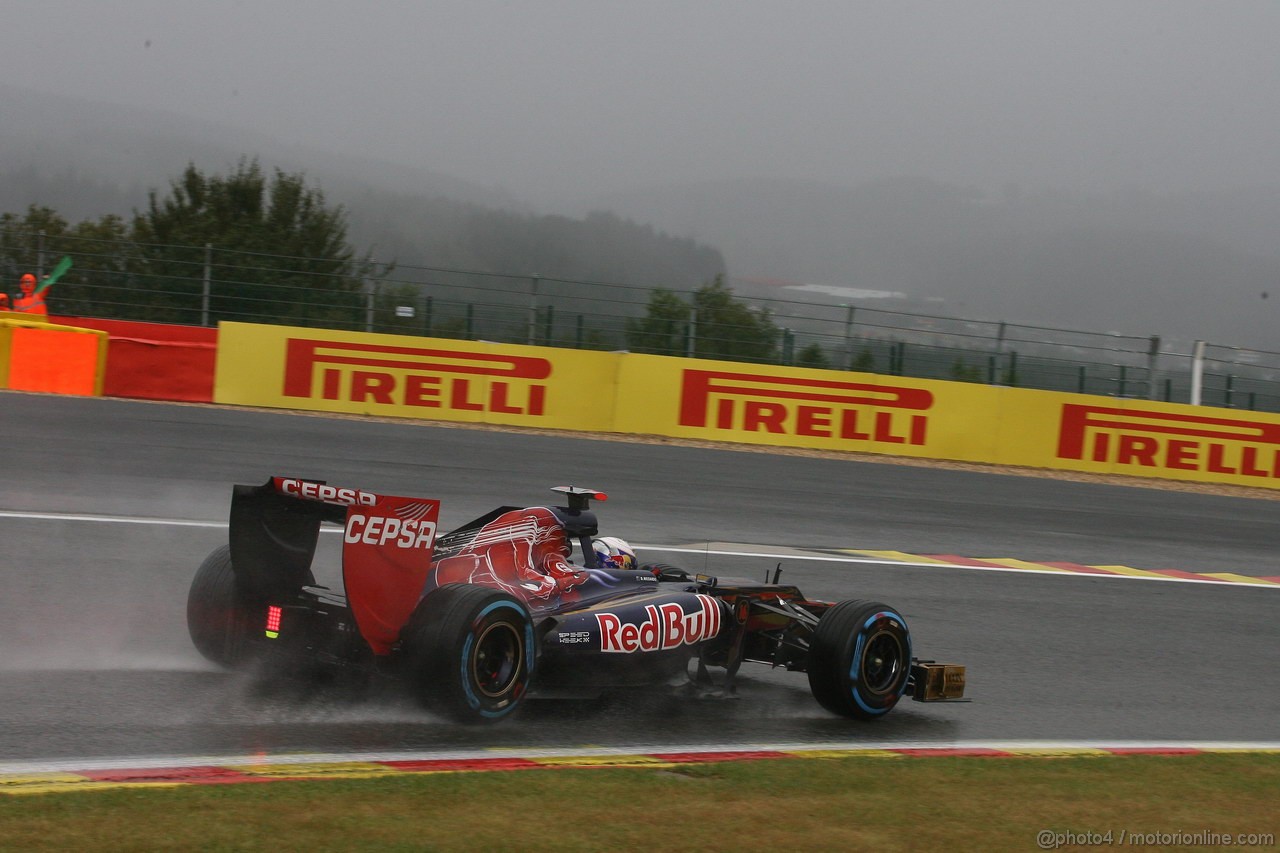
[[214, 323, 620, 431], [214, 322, 1280, 491]]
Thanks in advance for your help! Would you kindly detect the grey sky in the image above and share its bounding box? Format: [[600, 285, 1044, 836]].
[[3, 1, 1279, 206]]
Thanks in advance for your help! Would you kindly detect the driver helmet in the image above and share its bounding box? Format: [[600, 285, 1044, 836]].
[[592, 536, 637, 570]]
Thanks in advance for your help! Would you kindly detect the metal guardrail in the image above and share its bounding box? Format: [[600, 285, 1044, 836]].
[[4, 228, 1280, 413]]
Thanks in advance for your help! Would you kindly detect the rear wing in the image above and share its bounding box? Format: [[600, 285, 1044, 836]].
[[229, 477, 440, 655]]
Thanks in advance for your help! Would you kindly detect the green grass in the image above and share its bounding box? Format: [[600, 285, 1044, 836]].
[[2, 755, 1278, 852]]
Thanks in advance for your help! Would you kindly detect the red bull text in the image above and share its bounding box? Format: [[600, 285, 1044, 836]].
[[595, 594, 722, 654]]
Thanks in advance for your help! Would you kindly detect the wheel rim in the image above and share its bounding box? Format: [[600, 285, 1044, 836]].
[[859, 629, 905, 695], [472, 622, 522, 698]]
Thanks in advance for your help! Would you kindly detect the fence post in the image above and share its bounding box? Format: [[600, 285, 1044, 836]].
[[423, 295, 433, 337], [37, 230, 46, 279], [1190, 340, 1206, 405], [201, 243, 212, 327], [527, 275, 540, 345], [364, 279, 375, 333], [465, 303, 474, 339], [992, 321, 1006, 385], [782, 329, 794, 364], [843, 304, 855, 370], [542, 304, 554, 346], [686, 305, 698, 358], [890, 342, 905, 375], [1146, 335, 1160, 400]]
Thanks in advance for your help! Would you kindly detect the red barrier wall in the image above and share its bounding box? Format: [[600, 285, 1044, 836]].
[[54, 317, 217, 402]]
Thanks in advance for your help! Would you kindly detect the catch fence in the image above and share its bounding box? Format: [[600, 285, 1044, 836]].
[[4, 228, 1278, 413]]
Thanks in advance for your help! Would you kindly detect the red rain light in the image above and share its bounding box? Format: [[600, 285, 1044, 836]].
[[265, 605, 282, 638]]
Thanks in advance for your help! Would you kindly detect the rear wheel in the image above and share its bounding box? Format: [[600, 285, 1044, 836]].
[[186, 545, 258, 667], [402, 584, 535, 723], [807, 600, 911, 719]]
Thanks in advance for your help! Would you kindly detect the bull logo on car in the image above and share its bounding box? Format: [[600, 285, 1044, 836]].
[[431, 507, 589, 603]]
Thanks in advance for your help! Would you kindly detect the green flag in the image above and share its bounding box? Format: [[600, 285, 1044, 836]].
[[35, 256, 73, 295]]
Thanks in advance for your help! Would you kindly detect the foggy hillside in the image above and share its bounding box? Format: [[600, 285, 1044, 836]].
[[589, 178, 1280, 349], [0, 85, 724, 290], [0, 84, 522, 216], [4, 82, 1280, 350]]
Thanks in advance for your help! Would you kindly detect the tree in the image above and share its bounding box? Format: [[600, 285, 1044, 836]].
[[1, 205, 70, 284], [0, 205, 137, 318], [949, 358, 984, 383], [625, 288, 690, 355], [851, 347, 876, 372], [52, 214, 136, 318], [690, 276, 780, 362], [131, 160, 378, 326], [626, 276, 780, 362], [796, 342, 830, 369]]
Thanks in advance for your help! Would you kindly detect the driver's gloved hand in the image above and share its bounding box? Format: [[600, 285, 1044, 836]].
[[644, 564, 691, 582]]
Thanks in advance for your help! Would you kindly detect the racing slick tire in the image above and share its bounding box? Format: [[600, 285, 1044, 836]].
[[186, 545, 258, 668], [807, 599, 911, 720], [402, 583, 535, 724]]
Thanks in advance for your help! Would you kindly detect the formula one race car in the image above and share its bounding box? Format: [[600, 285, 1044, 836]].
[[187, 478, 965, 723]]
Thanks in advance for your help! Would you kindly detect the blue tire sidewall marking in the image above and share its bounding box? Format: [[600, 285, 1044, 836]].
[[846, 609, 911, 715], [461, 599, 530, 718]]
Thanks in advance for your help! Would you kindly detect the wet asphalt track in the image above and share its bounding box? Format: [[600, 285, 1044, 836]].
[[1, 392, 1277, 764]]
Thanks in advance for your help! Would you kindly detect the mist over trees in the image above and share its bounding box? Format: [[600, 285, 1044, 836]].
[[339, 189, 724, 287], [0, 163, 727, 311], [592, 177, 1280, 348], [0, 86, 727, 299], [627, 276, 780, 362], [0, 162, 373, 325], [133, 161, 375, 324], [3, 84, 1280, 350]]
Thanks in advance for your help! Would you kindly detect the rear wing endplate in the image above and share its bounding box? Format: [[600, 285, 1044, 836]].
[[228, 477, 440, 655]]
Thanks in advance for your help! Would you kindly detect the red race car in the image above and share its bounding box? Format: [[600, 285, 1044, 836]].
[[187, 478, 966, 723]]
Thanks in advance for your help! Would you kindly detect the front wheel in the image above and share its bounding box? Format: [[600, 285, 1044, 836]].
[[807, 600, 911, 719], [401, 584, 535, 723]]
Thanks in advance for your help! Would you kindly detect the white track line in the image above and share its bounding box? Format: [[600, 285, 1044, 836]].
[[0, 510, 226, 528], [635, 545, 1280, 590], [2, 509, 1276, 590]]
